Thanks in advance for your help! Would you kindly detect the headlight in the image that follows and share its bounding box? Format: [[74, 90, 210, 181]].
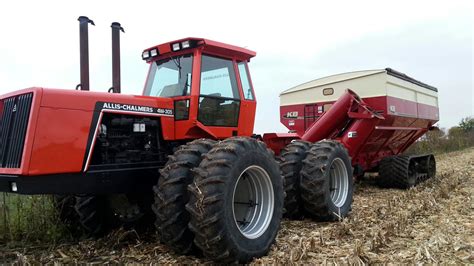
[[11, 182, 17, 192]]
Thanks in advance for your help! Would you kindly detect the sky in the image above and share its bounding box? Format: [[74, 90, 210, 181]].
[[0, 0, 472, 133]]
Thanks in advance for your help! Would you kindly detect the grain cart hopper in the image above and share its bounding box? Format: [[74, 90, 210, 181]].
[[263, 69, 438, 219]]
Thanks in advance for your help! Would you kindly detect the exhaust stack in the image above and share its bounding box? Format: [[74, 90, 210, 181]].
[[77, 16, 95, 91], [111, 22, 124, 93]]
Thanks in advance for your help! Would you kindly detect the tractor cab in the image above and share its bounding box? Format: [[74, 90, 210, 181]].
[[141, 38, 257, 138]]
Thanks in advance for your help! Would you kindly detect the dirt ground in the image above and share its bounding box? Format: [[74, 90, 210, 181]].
[[1, 148, 473, 264]]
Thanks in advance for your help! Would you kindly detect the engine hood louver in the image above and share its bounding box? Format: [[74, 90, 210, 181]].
[[0, 92, 33, 168]]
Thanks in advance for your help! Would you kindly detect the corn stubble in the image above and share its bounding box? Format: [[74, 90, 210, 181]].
[[0, 148, 473, 264]]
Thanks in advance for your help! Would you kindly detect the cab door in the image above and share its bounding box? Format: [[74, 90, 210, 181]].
[[235, 61, 256, 136], [197, 55, 241, 129]]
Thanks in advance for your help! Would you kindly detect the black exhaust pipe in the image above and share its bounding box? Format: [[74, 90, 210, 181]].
[[77, 16, 94, 91], [111, 22, 124, 93]]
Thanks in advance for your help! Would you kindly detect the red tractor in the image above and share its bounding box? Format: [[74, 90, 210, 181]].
[[0, 17, 438, 263]]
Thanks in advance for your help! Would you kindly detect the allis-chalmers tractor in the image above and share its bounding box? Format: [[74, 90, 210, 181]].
[[0, 17, 438, 262]]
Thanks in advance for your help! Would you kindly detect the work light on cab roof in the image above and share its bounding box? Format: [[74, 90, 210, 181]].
[[142, 38, 199, 61]]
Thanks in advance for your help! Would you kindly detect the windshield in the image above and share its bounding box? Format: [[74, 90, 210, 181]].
[[144, 54, 193, 97]]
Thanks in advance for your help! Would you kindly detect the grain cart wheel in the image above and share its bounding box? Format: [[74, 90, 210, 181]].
[[186, 137, 283, 263], [279, 140, 311, 219], [74, 193, 152, 236], [300, 140, 353, 221], [52, 195, 83, 236], [378, 155, 416, 188], [152, 138, 217, 254]]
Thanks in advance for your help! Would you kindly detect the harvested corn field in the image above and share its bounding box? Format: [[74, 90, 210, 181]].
[[1, 148, 473, 264]]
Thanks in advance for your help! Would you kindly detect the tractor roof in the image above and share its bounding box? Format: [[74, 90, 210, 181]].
[[143, 37, 256, 62]]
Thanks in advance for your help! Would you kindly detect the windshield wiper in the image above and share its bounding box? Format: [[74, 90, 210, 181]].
[[171, 56, 191, 96], [171, 57, 182, 80]]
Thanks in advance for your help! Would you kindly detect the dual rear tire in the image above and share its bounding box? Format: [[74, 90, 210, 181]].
[[53, 193, 153, 237], [299, 140, 353, 221], [279, 140, 311, 219], [281, 140, 354, 221]]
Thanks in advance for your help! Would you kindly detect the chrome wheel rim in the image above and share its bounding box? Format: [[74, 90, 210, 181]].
[[329, 158, 349, 207], [232, 165, 274, 239]]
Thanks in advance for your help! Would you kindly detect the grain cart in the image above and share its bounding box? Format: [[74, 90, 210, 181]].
[[264, 69, 438, 218], [0, 16, 438, 263]]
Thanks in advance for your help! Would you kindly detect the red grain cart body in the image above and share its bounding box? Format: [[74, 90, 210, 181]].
[[263, 69, 439, 172]]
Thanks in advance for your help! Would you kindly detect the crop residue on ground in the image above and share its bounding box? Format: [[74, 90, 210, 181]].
[[1, 148, 473, 264]]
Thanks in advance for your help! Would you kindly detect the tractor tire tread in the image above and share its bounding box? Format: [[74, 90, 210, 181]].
[[300, 140, 353, 221], [74, 195, 105, 236], [278, 140, 311, 219], [186, 136, 281, 263], [153, 138, 216, 254]]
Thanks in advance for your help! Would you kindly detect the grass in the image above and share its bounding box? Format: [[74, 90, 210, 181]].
[[0, 194, 66, 245]]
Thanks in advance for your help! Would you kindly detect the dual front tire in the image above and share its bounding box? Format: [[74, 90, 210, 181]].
[[154, 137, 283, 263], [54, 137, 282, 263], [152, 138, 216, 254]]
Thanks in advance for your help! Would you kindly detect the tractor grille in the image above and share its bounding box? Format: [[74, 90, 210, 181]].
[[0, 93, 33, 168]]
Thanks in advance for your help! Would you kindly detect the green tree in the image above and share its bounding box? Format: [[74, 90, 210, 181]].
[[458, 117, 474, 132]]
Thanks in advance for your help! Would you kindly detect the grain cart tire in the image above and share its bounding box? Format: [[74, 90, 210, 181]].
[[186, 137, 283, 263], [53, 195, 83, 236], [279, 140, 311, 219], [300, 140, 353, 221], [378, 155, 416, 189], [75, 194, 153, 236], [152, 138, 217, 254]]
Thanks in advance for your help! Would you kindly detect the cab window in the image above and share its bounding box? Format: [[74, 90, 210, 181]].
[[144, 54, 193, 97], [198, 55, 240, 127], [200, 55, 239, 98], [237, 62, 254, 100]]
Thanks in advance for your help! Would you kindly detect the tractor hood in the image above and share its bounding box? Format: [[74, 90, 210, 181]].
[[38, 87, 173, 112], [0, 87, 174, 113], [0, 87, 175, 176]]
